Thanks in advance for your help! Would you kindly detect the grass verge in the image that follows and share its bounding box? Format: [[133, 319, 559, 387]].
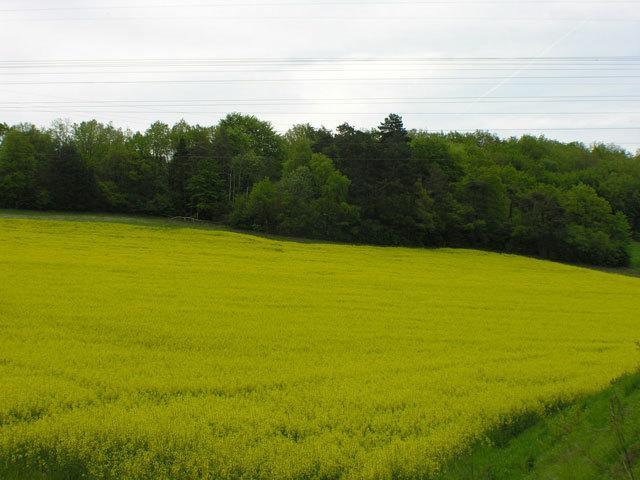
[[437, 371, 640, 479]]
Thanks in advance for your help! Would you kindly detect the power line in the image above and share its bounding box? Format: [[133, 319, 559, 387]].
[[4, 94, 640, 100], [1, 56, 637, 65], [1, 76, 639, 86], [4, 96, 640, 106], [4, 67, 640, 74], [1, 75, 639, 80], [2, 0, 639, 12], [2, 109, 639, 115], [8, 16, 640, 22]]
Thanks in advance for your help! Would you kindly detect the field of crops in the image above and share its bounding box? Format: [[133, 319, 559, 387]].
[[1, 215, 639, 480]]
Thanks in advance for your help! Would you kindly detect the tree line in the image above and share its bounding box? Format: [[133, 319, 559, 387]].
[[0, 115, 638, 267]]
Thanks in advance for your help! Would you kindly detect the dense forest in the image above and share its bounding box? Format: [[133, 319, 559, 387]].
[[0, 115, 638, 267]]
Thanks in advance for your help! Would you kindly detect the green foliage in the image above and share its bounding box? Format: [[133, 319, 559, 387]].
[[599, 173, 640, 233], [561, 184, 631, 266], [629, 242, 640, 271], [168, 137, 195, 215], [231, 177, 280, 231], [0, 128, 48, 209], [44, 143, 100, 211], [278, 153, 358, 239], [215, 113, 285, 201], [232, 151, 358, 240], [143, 121, 172, 163], [0, 115, 637, 266], [511, 184, 565, 258], [457, 166, 511, 247], [186, 157, 225, 220]]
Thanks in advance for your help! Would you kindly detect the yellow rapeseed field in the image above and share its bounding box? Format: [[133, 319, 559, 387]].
[[0, 216, 639, 479]]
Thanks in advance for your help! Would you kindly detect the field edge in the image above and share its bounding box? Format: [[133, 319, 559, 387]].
[[435, 370, 640, 479]]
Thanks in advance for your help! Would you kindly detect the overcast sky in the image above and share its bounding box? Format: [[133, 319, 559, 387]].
[[1, 0, 639, 151]]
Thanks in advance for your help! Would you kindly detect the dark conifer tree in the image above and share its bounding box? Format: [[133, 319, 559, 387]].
[[45, 143, 99, 211], [168, 137, 193, 215]]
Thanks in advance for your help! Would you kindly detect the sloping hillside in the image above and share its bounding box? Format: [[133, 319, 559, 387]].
[[0, 213, 639, 479]]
